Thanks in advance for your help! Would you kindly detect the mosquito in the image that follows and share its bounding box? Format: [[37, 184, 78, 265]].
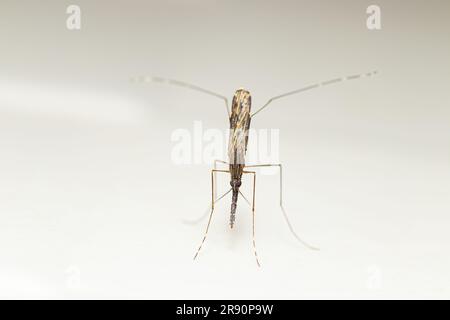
[[133, 71, 378, 266]]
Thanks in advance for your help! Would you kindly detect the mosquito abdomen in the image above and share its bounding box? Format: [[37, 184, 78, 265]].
[[230, 189, 239, 228]]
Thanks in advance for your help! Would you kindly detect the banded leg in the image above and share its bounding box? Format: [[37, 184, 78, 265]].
[[243, 170, 260, 267], [244, 164, 318, 250], [193, 169, 229, 260]]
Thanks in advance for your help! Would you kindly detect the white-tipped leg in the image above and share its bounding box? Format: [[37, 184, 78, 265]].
[[243, 170, 260, 267], [193, 169, 229, 261], [244, 164, 319, 251]]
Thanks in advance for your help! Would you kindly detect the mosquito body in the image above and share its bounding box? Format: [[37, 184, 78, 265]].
[[134, 70, 378, 266], [228, 89, 252, 228]]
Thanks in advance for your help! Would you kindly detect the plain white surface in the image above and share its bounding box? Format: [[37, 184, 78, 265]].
[[0, 0, 449, 299]]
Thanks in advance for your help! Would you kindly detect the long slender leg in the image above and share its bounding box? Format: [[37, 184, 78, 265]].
[[193, 169, 229, 260], [245, 164, 319, 250], [243, 170, 260, 267], [183, 160, 229, 225], [238, 190, 251, 207], [182, 188, 231, 225], [213, 160, 229, 200]]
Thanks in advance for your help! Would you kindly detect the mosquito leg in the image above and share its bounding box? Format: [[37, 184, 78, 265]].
[[243, 170, 260, 267], [131, 76, 231, 117], [239, 189, 264, 265], [193, 169, 229, 260], [183, 160, 229, 225], [182, 188, 231, 225], [214, 160, 229, 166], [213, 160, 229, 201], [238, 190, 251, 207], [245, 164, 319, 251]]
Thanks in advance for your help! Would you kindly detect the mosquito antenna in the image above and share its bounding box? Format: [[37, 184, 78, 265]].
[[251, 70, 378, 117], [131, 75, 230, 117], [182, 188, 232, 225]]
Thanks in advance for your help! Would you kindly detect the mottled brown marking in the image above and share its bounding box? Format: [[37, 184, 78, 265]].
[[228, 89, 252, 227]]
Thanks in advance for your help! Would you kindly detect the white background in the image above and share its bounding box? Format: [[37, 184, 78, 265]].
[[0, 0, 449, 299]]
